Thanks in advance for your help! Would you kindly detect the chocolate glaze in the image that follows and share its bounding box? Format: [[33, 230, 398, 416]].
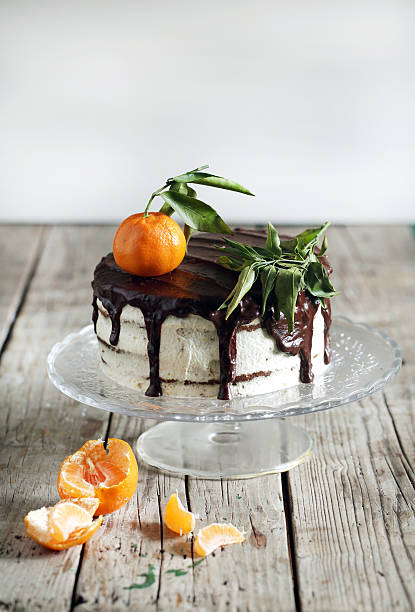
[[92, 228, 332, 399]]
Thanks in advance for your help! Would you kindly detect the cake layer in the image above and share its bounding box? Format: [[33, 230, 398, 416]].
[[95, 299, 326, 398]]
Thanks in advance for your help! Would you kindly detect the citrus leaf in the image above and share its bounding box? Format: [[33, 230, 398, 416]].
[[280, 237, 298, 253], [216, 220, 336, 326], [265, 223, 282, 257], [303, 262, 337, 297], [171, 171, 254, 196], [218, 255, 248, 271], [169, 181, 197, 199], [251, 245, 275, 259], [221, 264, 258, 319], [260, 266, 277, 315], [159, 190, 232, 235], [159, 202, 174, 216], [274, 268, 303, 332], [217, 282, 238, 310], [296, 222, 330, 257], [184, 224, 196, 247], [221, 238, 261, 260], [318, 236, 328, 256]]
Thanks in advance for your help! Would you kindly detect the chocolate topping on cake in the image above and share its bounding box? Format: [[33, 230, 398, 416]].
[[92, 228, 331, 399]]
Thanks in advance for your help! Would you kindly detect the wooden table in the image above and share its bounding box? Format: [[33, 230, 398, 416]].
[[1, 225, 414, 611]]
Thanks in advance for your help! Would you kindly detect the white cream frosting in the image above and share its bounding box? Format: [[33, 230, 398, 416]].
[[95, 299, 326, 398]]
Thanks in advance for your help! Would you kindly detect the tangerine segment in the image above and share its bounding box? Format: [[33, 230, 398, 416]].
[[25, 498, 103, 550], [164, 493, 195, 535], [194, 523, 245, 557], [113, 212, 186, 277], [57, 438, 138, 515]]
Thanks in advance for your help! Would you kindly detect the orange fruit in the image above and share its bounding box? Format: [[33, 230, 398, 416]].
[[164, 493, 196, 535], [113, 212, 186, 277], [57, 438, 138, 515], [24, 498, 103, 550], [194, 523, 245, 557]]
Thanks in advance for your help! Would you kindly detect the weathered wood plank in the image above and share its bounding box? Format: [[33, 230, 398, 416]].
[[187, 476, 295, 611], [1, 224, 413, 612], [343, 226, 415, 466], [0, 225, 44, 354], [0, 226, 115, 611], [288, 225, 415, 611], [73, 415, 196, 611]]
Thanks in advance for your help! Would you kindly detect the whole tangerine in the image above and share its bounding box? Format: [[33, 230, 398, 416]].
[[113, 212, 186, 277]]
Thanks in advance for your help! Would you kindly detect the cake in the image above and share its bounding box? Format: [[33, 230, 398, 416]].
[[92, 228, 332, 400]]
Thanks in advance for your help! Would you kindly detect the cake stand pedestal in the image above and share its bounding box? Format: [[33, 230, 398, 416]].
[[137, 420, 312, 479], [47, 318, 401, 479]]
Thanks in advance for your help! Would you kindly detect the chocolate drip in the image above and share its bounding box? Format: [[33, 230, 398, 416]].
[[321, 299, 332, 364], [92, 229, 333, 399], [142, 310, 166, 397], [97, 295, 123, 345], [209, 307, 260, 400], [92, 296, 98, 333], [263, 290, 319, 383], [209, 311, 237, 400]]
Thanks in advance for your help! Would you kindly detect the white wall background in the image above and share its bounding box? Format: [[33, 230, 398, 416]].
[[1, 0, 414, 224]]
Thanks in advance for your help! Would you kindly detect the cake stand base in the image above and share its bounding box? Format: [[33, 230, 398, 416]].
[[136, 419, 312, 479]]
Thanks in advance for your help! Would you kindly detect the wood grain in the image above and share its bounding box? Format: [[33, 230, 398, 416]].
[[188, 476, 295, 611], [287, 226, 415, 611], [0, 225, 44, 355], [0, 224, 414, 611], [0, 226, 115, 611], [72, 414, 196, 611]]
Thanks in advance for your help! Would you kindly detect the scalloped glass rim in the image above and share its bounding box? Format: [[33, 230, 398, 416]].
[[47, 317, 402, 423]]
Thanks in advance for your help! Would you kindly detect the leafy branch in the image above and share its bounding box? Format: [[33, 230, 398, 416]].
[[217, 222, 337, 332], [144, 165, 254, 244]]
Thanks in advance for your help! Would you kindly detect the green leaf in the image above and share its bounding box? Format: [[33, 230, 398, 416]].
[[265, 223, 282, 257], [296, 222, 330, 255], [221, 237, 261, 260], [260, 265, 277, 315], [216, 221, 337, 327], [217, 276, 240, 310], [168, 184, 198, 248], [280, 237, 298, 253], [221, 264, 258, 319], [124, 564, 156, 590], [171, 171, 254, 196], [159, 190, 232, 235], [218, 255, 248, 271], [318, 236, 328, 256], [303, 262, 337, 298], [296, 222, 330, 250], [217, 249, 252, 269], [250, 246, 276, 260], [183, 224, 196, 247], [159, 202, 174, 216], [274, 268, 303, 332], [169, 181, 197, 199]]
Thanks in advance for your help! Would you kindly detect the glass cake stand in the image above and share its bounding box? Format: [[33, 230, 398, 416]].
[[47, 317, 401, 479]]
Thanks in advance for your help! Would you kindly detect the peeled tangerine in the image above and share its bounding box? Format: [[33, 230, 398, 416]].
[[164, 493, 195, 535], [194, 523, 245, 557], [25, 498, 103, 550], [57, 438, 138, 515]]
